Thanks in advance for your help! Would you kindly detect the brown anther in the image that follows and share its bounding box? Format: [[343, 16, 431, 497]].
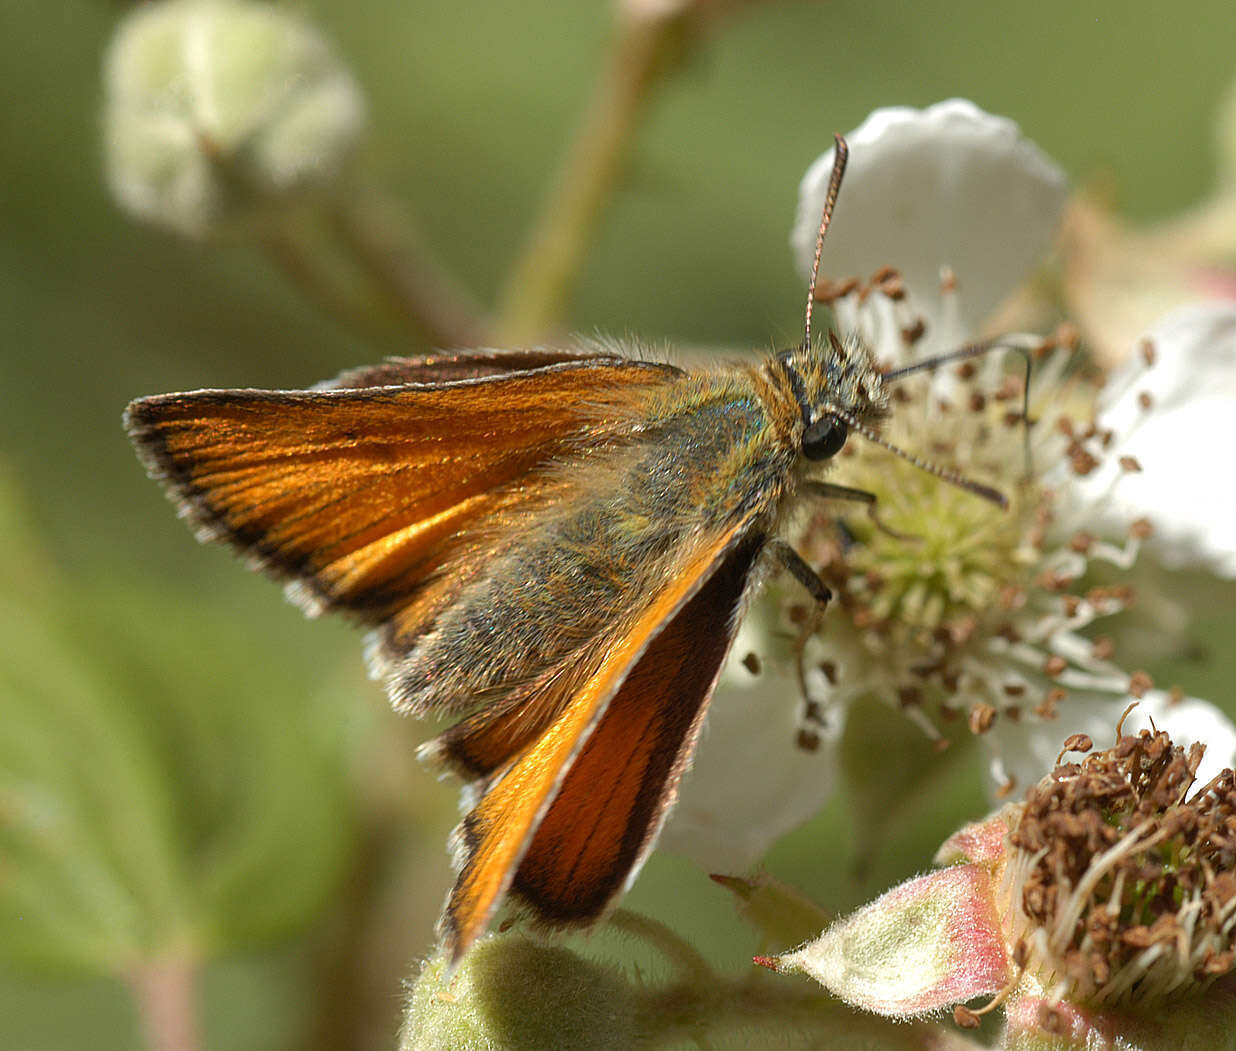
[[1037, 570, 1075, 593], [969, 703, 998, 734], [1137, 390, 1153, 411], [1056, 416, 1076, 438], [898, 685, 923, 709], [812, 277, 843, 303], [1069, 532, 1094, 554], [996, 623, 1023, 643], [814, 276, 860, 303], [1128, 670, 1153, 698], [968, 390, 987, 412], [1070, 448, 1100, 475], [1087, 584, 1135, 608], [741, 652, 762, 675], [1035, 688, 1065, 718], [1003, 410, 1024, 428], [1129, 517, 1153, 540], [1090, 636, 1115, 660], [1061, 595, 1082, 618], [953, 1005, 981, 1029], [956, 361, 978, 380], [996, 775, 1016, 798], [934, 737, 952, 753], [1060, 733, 1093, 759], [998, 584, 1027, 610], [818, 660, 838, 686], [901, 317, 926, 344], [795, 728, 821, 753], [1119, 455, 1143, 473], [994, 375, 1021, 401], [1139, 338, 1156, 367], [940, 267, 958, 294], [1044, 655, 1068, 677], [879, 274, 905, 300], [1004, 682, 1027, 698]]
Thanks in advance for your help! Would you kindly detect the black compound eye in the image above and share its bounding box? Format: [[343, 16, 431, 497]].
[[802, 415, 848, 460]]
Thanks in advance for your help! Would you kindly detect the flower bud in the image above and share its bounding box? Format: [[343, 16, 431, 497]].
[[103, 0, 366, 236], [755, 864, 1011, 1016], [402, 936, 638, 1051]]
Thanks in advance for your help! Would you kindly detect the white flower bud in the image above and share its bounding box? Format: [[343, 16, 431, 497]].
[[103, 0, 366, 236]]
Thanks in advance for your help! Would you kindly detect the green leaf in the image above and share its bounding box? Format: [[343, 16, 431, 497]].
[[0, 470, 354, 973]]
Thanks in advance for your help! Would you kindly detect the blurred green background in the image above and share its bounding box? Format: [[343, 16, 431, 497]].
[[3, 1, 1236, 1048]]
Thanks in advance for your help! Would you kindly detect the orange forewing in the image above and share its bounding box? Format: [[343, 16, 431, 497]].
[[439, 526, 760, 965], [125, 356, 679, 625]]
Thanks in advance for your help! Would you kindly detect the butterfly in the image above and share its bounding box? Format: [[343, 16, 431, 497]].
[[124, 136, 1005, 967]]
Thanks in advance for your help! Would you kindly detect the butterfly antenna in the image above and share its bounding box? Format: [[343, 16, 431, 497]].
[[884, 338, 1035, 478], [803, 135, 849, 352], [826, 404, 1009, 509]]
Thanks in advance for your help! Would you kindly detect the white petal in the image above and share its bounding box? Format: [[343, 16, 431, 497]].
[[983, 690, 1236, 800], [659, 653, 842, 873], [1087, 303, 1236, 576], [793, 99, 1068, 339]]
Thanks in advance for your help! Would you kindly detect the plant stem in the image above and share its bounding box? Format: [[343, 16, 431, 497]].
[[608, 908, 716, 986], [327, 195, 491, 350], [128, 956, 203, 1051], [259, 224, 393, 343], [495, 10, 691, 344]]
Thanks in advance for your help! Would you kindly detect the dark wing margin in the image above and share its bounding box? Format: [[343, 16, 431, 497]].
[[320, 347, 630, 390]]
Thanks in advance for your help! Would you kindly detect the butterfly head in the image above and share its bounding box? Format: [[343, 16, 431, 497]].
[[777, 331, 889, 464]]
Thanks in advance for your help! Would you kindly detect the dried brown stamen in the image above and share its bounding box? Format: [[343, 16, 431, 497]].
[[1006, 729, 1236, 1006]]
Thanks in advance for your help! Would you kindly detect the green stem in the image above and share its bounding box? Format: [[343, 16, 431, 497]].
[[127, 955, 203, 1051], [259, 224, 392, 343], [636, 972, 970, 1050], [495, 10, 692, 344], [608, 908, 716, 986], [326, 195, 491, 350]]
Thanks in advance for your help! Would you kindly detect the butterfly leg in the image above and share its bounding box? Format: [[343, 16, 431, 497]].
[[767, 540, 834, 752], [773, 481, 908, 752], [801, 480, 918, 542]]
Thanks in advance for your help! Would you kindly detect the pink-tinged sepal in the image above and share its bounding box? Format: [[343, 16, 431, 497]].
[[756, 863, 1009, 1016], [935, 809, 1014, 867]]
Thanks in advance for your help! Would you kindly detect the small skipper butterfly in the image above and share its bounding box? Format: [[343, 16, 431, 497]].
[[125, 137, 1006, 966]]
